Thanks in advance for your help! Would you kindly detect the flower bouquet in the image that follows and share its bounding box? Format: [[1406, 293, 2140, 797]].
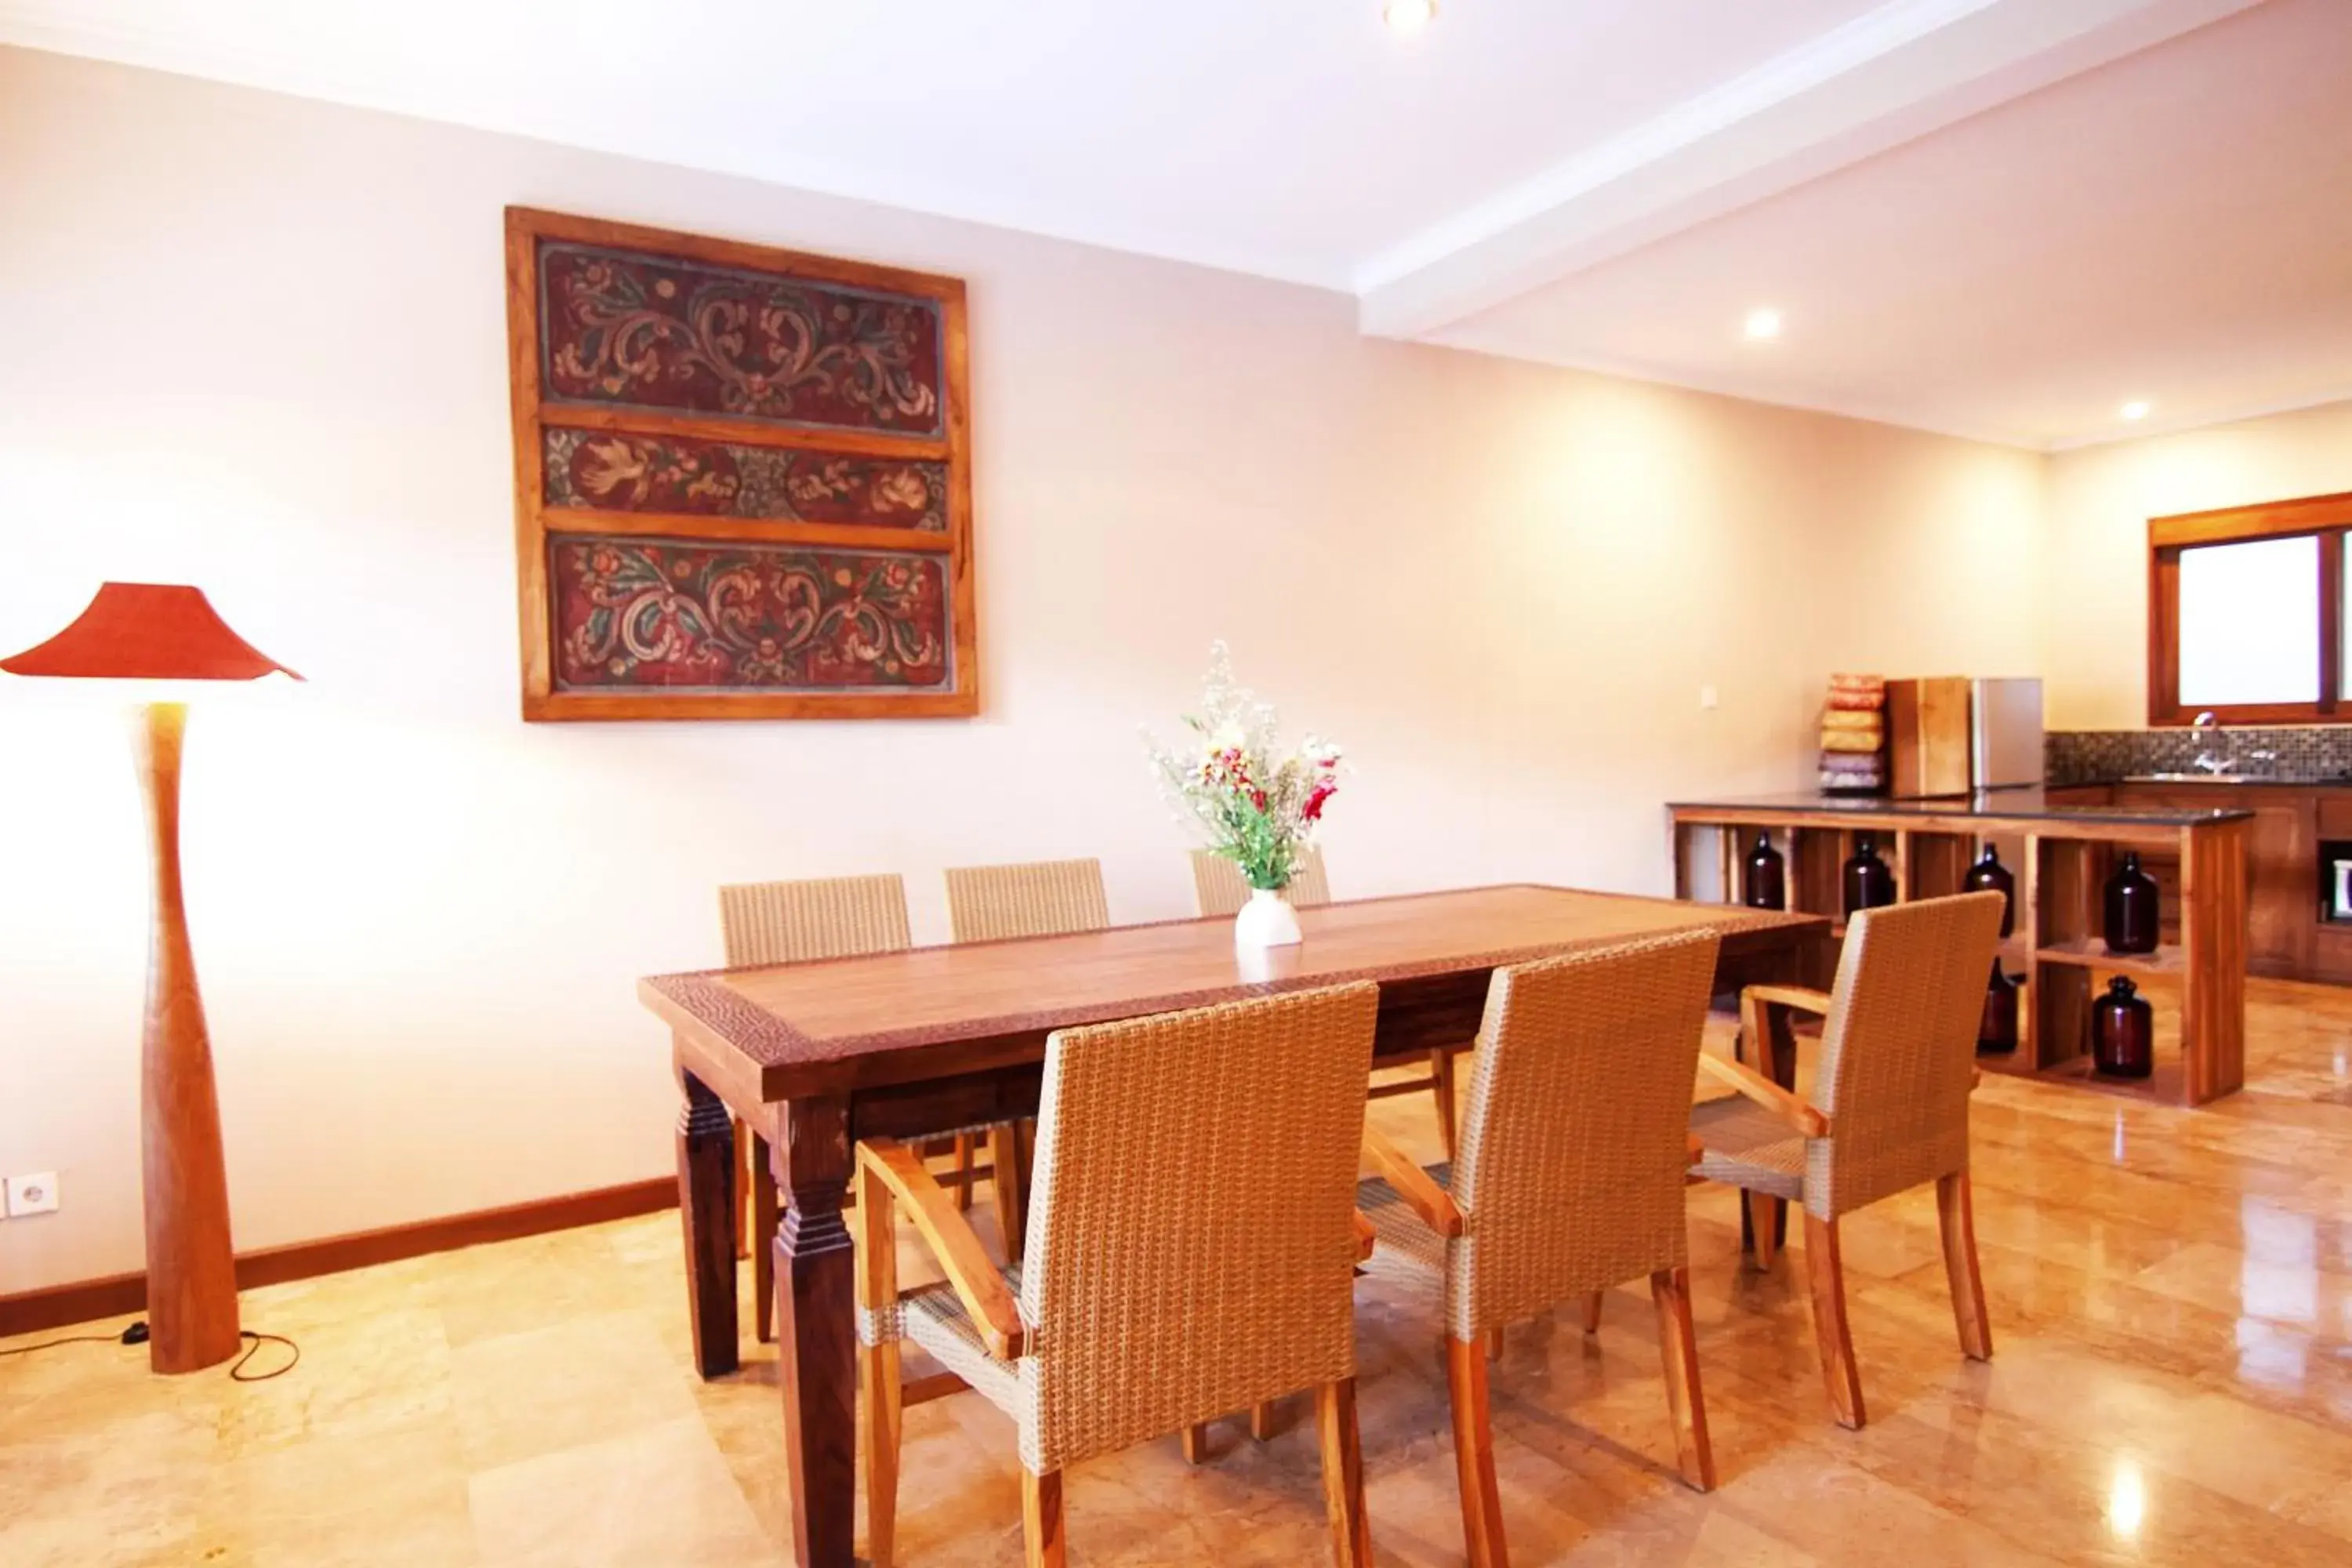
[[1145, 643, 1341, 949]]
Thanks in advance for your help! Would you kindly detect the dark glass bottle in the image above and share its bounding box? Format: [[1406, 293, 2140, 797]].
[[1978, 963, 2019, 1054], [1744, 831, 1787, 911], [1842, 832, 1896, 919], [2092, 975, 2154, 1077], [1962, 843, 2016, 938], [2103, 850, 2161, 955]]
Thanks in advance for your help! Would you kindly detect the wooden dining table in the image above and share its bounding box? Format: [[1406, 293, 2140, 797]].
[[637, 882, 1828, 1568]]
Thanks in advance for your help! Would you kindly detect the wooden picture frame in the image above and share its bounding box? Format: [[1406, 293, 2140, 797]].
[[2147, 490, 2352, 727], [504, 207, 978, 721]]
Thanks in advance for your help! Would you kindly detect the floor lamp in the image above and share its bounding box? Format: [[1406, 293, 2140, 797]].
[[2, 583, 300, 1374]]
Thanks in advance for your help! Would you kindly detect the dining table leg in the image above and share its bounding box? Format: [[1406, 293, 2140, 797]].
[[774, 1094, 858, 1568], [675, 1066, 740, 1379]]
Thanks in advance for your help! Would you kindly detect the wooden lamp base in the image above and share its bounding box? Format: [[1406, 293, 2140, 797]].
[[133, 701, 241, 1373]]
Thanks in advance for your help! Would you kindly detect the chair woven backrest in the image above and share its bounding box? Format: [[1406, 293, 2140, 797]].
[[1188, 845, 1332, 916], [1448, 928, 1720, 1341], [1809, 891, 2005, 1220], [1016, 982, 1378, 1473], [944, 858, 1110, 943], [717, 874, 912, 966]]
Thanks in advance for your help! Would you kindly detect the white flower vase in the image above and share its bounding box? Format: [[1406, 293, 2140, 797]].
[[1235, 886, 1304, 951]]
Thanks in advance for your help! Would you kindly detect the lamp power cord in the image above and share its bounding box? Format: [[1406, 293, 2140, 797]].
[[0, 1319, 299, 1381]]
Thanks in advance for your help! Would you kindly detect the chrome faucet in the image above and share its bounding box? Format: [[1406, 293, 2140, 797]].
[[2190, 712, 2238, 775]]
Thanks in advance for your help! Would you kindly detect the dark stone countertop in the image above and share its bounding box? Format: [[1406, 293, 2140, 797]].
[[2068, 773, 2352, 789], [1668, 786, 2252, 827]]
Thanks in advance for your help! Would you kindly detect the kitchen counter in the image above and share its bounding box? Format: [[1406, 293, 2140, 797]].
[[1664, 786, 2252, 829], [1667, 792, 2249, 1106]]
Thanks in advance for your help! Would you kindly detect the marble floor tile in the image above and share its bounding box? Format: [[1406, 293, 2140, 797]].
[[469, 1414, 773, 1567]]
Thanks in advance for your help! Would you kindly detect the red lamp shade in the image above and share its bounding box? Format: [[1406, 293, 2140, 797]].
[[0, 583, 300, 681]]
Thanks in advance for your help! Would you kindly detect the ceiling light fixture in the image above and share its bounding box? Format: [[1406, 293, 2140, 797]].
[[1744, 307, 1784, 342], [1384, 0, 1437, 36], [2120, 400, 2151, 421]]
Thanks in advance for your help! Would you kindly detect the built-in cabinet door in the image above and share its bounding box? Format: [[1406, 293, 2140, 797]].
[[2243, 797, 2314, 978]]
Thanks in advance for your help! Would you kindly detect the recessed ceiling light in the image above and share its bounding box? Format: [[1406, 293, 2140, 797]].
[[2120, 400, 2151, 421], [1744, 307, 1784, 342], [1384, 0, 1436, 35]]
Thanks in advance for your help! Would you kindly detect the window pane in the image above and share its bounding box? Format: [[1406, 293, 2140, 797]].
[[2178, 535, 2318, 706], [2343, 542, 2352, 702]]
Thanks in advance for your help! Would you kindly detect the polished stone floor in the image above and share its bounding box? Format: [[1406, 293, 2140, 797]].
[[9, 978, 2352, 1566]]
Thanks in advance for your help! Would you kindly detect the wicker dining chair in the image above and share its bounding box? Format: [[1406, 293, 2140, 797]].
[[1358, 929, 1722, 1566], [946, 856, 1112, 943], [1188, 844, 1333, 916], [717, 874, 913, 1343], [1690, 891, 2004, 1431], [941, 858, 1113, 1254], [855, 983, 1383, 1568], [1189, 847, 1462, 1162]]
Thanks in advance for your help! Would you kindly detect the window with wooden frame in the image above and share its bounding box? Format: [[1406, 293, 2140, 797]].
[[2149, 491, 2352, 727]]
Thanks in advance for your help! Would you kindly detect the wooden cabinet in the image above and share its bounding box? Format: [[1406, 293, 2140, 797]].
[[2107, 782, 2343, 983]]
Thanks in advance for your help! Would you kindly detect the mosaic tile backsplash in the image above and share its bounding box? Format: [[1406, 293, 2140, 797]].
[[2045, 728, 2352, 786]]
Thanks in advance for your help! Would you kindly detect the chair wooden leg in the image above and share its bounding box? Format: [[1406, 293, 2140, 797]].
[[1317, 1377, 1376, 1568], [1250, 1400, 1280, 1441], [1580, 1291, 1604, 1334], [753, 1133, 778, 1344], [1181, 1422, 1212, 1465], [1022, 1468, 1066, 1568], [989, 1123, 1025, 1266], [1937, 1172, 1994, 1361], [854, 1158, 902, 1566], [1650, 1267, 1717, 1492], [1432, 1047, 1459, 1163], [731, 1118, 750, 1259], [1443, 1338, 1508, 1568], [1803, 1213, 1867, 1430], [955, 1131, 976, 1211], [1484, 1326, 1502, 1362], [1746, 1189, 1780, 1272]]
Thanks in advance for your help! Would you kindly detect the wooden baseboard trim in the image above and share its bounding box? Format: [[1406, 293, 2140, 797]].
[[0, 1176, 677, 1340]]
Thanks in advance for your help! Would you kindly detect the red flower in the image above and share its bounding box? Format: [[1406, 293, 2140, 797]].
[[1303, 781, 1336, 822]]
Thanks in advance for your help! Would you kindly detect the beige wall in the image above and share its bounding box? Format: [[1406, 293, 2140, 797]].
[[0, 47, 2045, 1294], [2044, 400, 2352, 729]]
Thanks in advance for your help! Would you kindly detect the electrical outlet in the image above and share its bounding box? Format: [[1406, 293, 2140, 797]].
[[5, 1171, 60, 1217]]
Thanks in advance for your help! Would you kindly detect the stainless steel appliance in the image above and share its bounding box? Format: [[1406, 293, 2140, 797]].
[[1969, 677, 2044, 790]]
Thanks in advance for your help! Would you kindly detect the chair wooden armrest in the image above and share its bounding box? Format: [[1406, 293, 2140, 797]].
[[855, 1138, 1027, 1358], [1743, 984, 1832, 1015], [1696, 1053, 1831, 1138], [1361, 1126, 1465, 1238], [1353, 1210, 1377, 1263]]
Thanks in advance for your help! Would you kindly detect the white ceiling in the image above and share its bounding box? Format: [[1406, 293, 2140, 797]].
[[2, 0, 2342, 449], [1436, 0, 2352, 448]]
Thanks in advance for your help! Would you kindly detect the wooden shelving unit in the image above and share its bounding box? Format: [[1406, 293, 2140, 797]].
[[1669, 800, 2250, 1107]]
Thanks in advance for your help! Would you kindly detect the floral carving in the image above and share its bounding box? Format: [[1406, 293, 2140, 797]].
[[543, 430, 946, 530], [550, 537, 949, 690], [538, 242, 944, 435]]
